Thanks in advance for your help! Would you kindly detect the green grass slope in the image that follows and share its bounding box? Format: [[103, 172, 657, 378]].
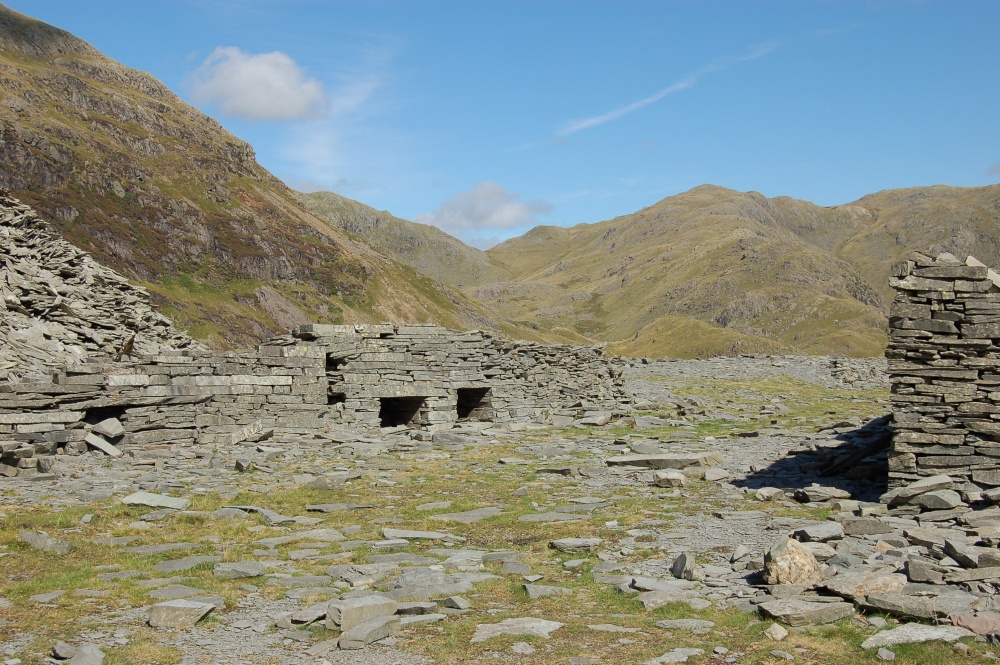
[[487, 184, 1000, 358], [298, 190, 512, 290], [0, 5, 512, 348]]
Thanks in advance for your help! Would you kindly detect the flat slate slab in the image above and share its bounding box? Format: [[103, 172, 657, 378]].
[[223, 505, 295, 525], [255, 528, 345, 547], [383, 528, 465, 542], [304, 503, 372, 513], [861, 590, 978, 619], [655, 619, 716, 634], [416, 501, 453, 511], [550, 537, 602, 553], [471, 617, 564, 643], [339, 615, 401, 650], [122, 492, 190, 510], [524, 584, 572, 599], [429, 507, 504, 524], [30, 590, 66, 603], [84, 432, 123, 457], [757, 599, 855, 626], [823, 572, 907, 600], [213, 561, 266, 579], [605, 452, 724, 470], [860, 623, 973, 649], [264, 575, 333, 587], [148, 599, 215, 628]]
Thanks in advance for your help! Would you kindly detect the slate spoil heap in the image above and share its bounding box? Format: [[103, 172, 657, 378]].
[[0, 190, 205, 383]]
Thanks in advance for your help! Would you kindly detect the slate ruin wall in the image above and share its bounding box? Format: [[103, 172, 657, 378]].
[[887, 251, 1000, 501], [0, 323, 629, 477]]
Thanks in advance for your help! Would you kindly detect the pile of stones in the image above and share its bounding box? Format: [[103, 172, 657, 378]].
[[736, 471, 1000, 647], [0, 191, 205, 383]]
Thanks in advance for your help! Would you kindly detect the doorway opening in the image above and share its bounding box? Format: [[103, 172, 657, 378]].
[[379, 396, 426, 427], [456, 387, 492, 421]]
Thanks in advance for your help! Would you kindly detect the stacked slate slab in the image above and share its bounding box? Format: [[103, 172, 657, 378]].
[[0, 191, 206, 383], [0, 344, 328, 476], [277, 323, 629, 429], [887, 251, 1000, 502], [1, 324, 630, 476]]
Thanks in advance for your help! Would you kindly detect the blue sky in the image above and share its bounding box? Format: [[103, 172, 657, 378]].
[[8, 1, 999, 248]]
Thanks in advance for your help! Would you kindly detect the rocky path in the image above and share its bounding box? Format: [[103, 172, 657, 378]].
[[4, 355, 993, 665]]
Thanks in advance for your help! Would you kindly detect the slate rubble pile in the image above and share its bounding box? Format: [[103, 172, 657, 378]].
[[0, 191, 205, 383]]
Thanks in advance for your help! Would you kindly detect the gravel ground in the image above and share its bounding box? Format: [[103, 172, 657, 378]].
[[0, 354, 892, 665]]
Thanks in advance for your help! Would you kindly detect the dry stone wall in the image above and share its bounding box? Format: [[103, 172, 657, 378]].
[[887, 251, 1000, 501], [286, 323, 628, 428], [1, 323, 630, 477]]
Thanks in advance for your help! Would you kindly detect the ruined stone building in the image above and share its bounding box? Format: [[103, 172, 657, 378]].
[[0, 192, 630, 477], [0, 325, 629, 476]]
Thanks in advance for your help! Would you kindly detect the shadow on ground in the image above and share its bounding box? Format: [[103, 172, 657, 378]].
[[728, 414, 892, 504]]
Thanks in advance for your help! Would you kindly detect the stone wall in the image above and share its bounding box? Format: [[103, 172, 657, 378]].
[[1, 323, 630, 476], [887, 251, 1000, 500], [286, 323, 627, 428]]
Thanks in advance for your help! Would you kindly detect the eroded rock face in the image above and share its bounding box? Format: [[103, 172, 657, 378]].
[[763, 538, 825, 586]]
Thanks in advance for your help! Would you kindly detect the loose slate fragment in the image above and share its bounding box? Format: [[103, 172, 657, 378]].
[[18, 530, 70, 554], [147, 599, 215, 628], [121, 492, 190, 510]]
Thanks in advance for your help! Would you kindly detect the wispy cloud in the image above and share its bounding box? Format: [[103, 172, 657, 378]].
[[275, 40, 399, 197], [557, 43, 777, 137], [190, 47, 328, 121], [988, 161, 1000, 178]]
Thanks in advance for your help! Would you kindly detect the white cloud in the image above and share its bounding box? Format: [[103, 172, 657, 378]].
[[415, 183, 552, 248], [558, 43, 776, 137], [191, 46, 328, 121]]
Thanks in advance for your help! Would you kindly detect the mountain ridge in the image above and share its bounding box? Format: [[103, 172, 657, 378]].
[[0, 3, 517, 348], [482, 183, 1000, 357], [3, 4, 999, 359]]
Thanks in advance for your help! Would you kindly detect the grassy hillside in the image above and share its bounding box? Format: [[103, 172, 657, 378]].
[[487, 184, 999, 358], [298, 190, 511, 289], [0, 5, 512, 348]]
